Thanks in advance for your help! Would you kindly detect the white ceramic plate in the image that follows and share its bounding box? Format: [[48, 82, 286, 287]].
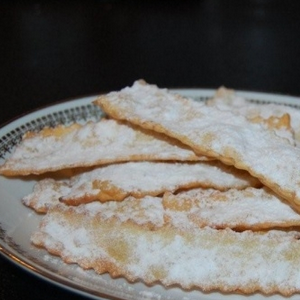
[[1, 89, 300, 300]]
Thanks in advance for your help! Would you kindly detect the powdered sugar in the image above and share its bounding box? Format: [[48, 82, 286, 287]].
[[17, 82, 300, 297], [208, 86, 300, 142], [23, 161, 260, 212], [163, 187, 300, 229], [95, 80, 300, 211], [0, 119, 204, 175], [207, 87, 296, 144], [31, 202, 300, 295]]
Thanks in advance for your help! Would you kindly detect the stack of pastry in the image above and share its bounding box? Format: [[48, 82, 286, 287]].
[[2, 80, 300, 296]]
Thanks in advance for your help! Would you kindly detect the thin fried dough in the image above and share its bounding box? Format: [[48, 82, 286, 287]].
[[163, 187, 300, 230], [0, 119, 207, 176], [207, 86, 299, 143], [94, 80, 300, 212], [9, 81, 300, 297], [23, 161, 261, 213], [32, 202, 300, 296]]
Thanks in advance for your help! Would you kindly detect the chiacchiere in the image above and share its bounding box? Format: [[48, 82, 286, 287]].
[[3, 80, 300, 296]]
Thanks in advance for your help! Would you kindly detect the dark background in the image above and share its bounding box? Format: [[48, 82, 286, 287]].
[[1, 0, 300, 299]]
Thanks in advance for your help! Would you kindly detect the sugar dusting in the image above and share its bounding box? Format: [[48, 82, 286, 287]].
[[95, 80, 300, 211], [0, 119, 204, 175], [24, 160, 260, 212], [15, 81, 300, 297], [31, 201, 300, 295], [163, 187, 300, 229]]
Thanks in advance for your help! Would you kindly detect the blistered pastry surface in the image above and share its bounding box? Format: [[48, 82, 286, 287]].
[[3, 81, 300, 297], [23, 161, 261, 212], [32, 201, 300, 296], [0, 119, 206, 176], [95, 80, 300, 211]]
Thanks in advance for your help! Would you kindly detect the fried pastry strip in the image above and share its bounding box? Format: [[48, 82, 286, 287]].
[[94, 80, 300, 212], [24, 180, 300, 230], [23, 161, 261, 213], [32, 202, 300, 296], [163, 187, 300, 230], [0, 119, 207, 176], [208, 86, 300, 143]]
